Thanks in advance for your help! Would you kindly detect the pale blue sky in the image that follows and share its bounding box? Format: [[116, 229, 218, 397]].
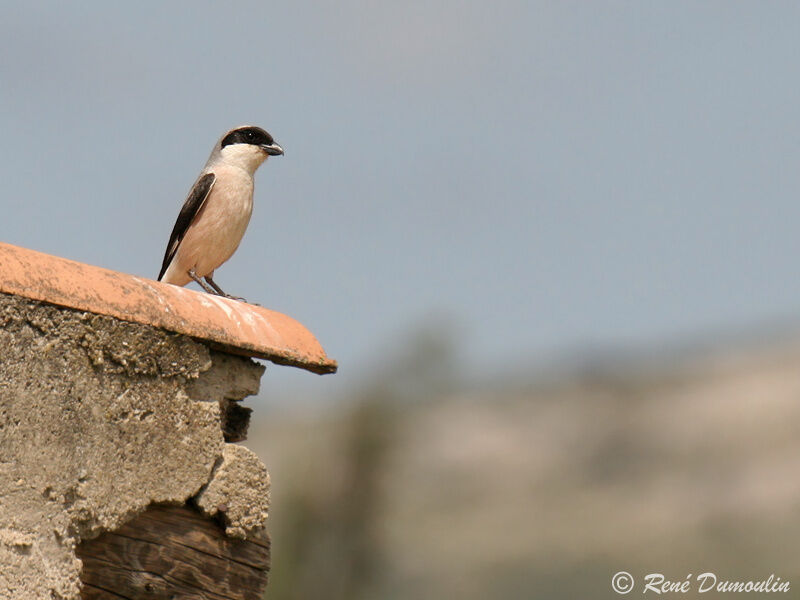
[[2, 2, 800, 397]]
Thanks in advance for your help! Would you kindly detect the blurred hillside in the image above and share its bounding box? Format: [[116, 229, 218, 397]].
[[248, 335, 800, 599]]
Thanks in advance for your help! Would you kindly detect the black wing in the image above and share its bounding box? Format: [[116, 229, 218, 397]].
[[158, 172, 216, 281]]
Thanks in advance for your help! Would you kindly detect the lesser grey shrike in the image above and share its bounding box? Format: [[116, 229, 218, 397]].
[[158, 125, 283, 300]]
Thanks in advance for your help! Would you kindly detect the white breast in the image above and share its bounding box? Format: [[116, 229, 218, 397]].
[[171, 165, 255, 280]]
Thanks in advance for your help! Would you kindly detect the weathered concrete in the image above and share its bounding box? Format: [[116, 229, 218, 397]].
[[196, 444, 271, 539], [0, 293, 270, 600], [187, 350, 266, 442]]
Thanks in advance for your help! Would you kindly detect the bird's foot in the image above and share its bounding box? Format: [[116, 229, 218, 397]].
[[204, 275, 255, 304], [225, 294, 260, 306], [186, 272, 257, 304]]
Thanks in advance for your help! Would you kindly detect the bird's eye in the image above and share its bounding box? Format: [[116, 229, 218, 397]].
[[246, 131, 255, 140]]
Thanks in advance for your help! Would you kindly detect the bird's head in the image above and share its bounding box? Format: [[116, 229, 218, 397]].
[[218, 125, 284, 173]]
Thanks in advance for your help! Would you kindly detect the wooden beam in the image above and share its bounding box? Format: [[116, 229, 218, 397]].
[[77, 504, 269, 600]]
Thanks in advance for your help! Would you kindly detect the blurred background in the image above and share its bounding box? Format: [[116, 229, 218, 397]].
[[3, 2, 800, 598]]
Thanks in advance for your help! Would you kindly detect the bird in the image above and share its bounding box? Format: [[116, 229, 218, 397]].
[[158, 125, 284, 300]]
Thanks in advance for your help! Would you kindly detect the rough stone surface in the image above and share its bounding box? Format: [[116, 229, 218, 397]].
[[196, 444, 271, 539], [186, 350, 265, 402], [0, 293, 268, 600], [187, 350, 266, 442]]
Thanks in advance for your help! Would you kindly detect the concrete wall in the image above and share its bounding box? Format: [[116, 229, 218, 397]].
[[0, 292, 270, 599]]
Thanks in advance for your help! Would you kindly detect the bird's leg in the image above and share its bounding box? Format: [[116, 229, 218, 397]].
[[204, 274, 248, 303], [188, 269, 219, 295]]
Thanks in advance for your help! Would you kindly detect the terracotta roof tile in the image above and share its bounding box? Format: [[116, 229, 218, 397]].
[[0, 242, 336, 374]]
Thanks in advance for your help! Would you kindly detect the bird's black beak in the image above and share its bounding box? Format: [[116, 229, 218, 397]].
[[261, 142, 284, 156]]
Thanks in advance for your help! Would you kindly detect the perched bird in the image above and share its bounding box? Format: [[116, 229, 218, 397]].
[[158, 125, 284, 300]]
